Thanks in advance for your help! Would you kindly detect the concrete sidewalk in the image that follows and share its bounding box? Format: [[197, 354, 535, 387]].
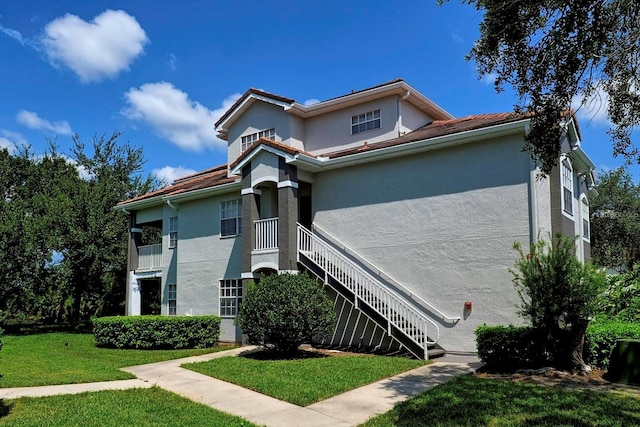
[[1, 347, 482, 426]]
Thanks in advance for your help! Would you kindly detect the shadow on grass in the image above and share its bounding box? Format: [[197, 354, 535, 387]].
[[374, 375, 640, 427], [0, 399, 12, 418], [242, 349, 329, 361]]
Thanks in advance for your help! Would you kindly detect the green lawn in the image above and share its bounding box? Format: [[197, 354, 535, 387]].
[[184, 352, 427, 406], [0, 387, 257, 427], [0, 333, 234, 388], [362, 374, 640, 426]]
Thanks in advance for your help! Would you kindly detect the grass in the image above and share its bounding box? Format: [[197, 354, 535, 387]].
[[184, 351, 427, 406], [361, 374, 640, 426], [0, 333, 235, 388], [0, 387, 258, 427]]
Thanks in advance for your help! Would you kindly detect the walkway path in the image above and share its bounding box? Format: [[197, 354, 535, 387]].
[[0, 348, 482, 426]]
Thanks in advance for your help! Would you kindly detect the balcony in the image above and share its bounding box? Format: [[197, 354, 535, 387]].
[[254, 217, 278, 251], [138, 244, 162, 271]]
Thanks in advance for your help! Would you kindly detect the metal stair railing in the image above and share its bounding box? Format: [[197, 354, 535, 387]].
[[297, 224, 438, 359]]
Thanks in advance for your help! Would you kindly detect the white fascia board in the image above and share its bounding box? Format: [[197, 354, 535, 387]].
[[290, 119, 529, 172], [216, 94, 294, 132], [163, 181, 241, 204], [287, 81, 453, 120], [230, 144, 297, 175], [113, 197, 164, 212]]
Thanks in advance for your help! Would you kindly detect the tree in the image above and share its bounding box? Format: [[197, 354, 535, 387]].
[[511, 235, 606, 374], [590, 167, 640, 270], [64, 133, 157, 324], [446, 0, 640, 173], [235, 273, 336, 354]]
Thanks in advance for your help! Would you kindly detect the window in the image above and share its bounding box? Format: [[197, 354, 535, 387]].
[[351, 109, 381, 134], [582, 197, 590, 240], [561, 161, 573, 215], [221, 199, 242, 237], [169, 216, 178, 248], [168, 284, 177, 315], [241, 128, 276, 152], [220, 279, 242, 316]]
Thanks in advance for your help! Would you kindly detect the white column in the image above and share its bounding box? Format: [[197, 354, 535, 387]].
[[128, 272, 142, 316]]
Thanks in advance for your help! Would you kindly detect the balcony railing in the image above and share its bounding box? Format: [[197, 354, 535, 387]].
[[254, 217, 278, 251], [138, 244, 162, 271]]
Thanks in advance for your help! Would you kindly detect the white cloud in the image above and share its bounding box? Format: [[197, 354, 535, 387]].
[[122, 82, 241, 151], [304, 98, 320, 106], [0, 130, 27, 153], [40, 9, 148, 83], [572, 85, 610, 126], [166, 53, 177, 71], [0, 25, 24, 44], [16, 110, 73, 135], [153, 165, 197, 183], [481, 72, 498, 86], [59, 155, 93, 180]]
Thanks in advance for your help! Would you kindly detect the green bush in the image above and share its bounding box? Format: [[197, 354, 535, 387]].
[[585, 320, 640, 368], [93, 315, 220, 349], [595, 265, 640, 322], [475, 325, 549, 370], [235, 272, 336, 354]]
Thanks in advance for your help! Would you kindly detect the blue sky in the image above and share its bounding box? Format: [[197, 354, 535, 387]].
[[0, 1, 634, 183]]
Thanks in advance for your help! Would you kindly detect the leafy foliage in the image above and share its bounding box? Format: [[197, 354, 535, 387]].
[[511, 235, 606, 371], [590, 167, 640, 270], [595, 266, 640, 322], [235, 273, 336, 354], [475, 325, 548, 370], [585, 319, 640, 369], [446, 0, 640, 173], [0, 133, 158, 327], [93, 315, 221, 349]]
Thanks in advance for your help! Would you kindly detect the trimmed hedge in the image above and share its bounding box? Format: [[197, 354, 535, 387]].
[[585, 320, 640, 369], [93, 315, 221, 349], [475, 325, 549, 370], [477, 321, 640, 370]]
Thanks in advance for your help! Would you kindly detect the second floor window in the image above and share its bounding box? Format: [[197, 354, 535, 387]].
[[562, 161, 573, 215], [582, 197, 590, 240], [351, 109, 381, 134], [168, 284, 177, 316], [241, 128, 276, 152], [221, 199, 242, 237], [169, 216, 178, 248]]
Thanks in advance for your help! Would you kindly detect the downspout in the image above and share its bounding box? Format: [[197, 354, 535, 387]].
[[397, 90, 411, 137], [120, 206, 130, 214], [166, 199, 178, 210]]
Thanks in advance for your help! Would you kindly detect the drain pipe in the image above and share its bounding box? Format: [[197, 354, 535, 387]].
[[166, 199, 178, 210]]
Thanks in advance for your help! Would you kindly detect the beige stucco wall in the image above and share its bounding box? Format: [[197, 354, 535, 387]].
[[303, 96, 402, 155], [311, 134, 533, 352], [158, 193, 243, 341], [400, 100, 431, 135]]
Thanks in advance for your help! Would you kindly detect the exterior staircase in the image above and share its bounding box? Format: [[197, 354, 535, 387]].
[[297, 224, 457, 359]]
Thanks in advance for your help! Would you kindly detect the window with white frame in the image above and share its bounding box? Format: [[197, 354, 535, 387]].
[[241, 128, 276, 152], [561, 161, 573, 215], [221, 199, 242, 237], [582, 197, 590, 240], [169, 216, 178, 248], [220, 279, 242, 316], [351, 109, 381, 134], [168, 284, 177, 315]]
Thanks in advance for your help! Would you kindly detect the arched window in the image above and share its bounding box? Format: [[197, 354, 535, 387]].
[[561, 159, 573, 216], [581, 196, 590, 241]]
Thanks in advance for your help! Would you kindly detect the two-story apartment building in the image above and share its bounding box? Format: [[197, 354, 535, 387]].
[[116, 79, 596, 358]]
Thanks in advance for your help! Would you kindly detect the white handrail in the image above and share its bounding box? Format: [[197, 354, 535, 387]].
[[297, 224, 439, 358], [138, 244, 162, 270], [255, 217, 278, 250], [312, 223, 460, 323]]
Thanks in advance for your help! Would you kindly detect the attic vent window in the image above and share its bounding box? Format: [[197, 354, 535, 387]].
[[241, 128, 276, 152], [351, 109, 381, 134]]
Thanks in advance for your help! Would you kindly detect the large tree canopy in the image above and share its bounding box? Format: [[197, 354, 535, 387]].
[[448, 0, 640, 173], [590, 167, 640, 270]]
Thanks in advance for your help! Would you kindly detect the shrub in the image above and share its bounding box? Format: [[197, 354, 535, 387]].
[[475, 325, 549, 370], [595, 265, 640, 322], [511, 235, 606, 372], [235, 272, 336, 354], [585, 319, 640, 368], [93, 315, 220, 349]]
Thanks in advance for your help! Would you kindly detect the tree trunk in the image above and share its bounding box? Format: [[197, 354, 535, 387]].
[[557, 317, 591, 375]]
